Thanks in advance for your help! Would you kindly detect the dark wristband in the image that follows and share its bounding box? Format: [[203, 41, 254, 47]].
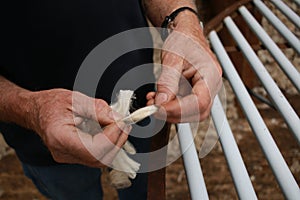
[[160, 7, 199, 41]]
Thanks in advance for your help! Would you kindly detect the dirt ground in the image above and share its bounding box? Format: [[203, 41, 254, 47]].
[[0, 0, 299, 199]]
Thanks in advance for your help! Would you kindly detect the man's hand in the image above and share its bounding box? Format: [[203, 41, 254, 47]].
[[28, 89, 131, 167], [147, 11, 222, 123]]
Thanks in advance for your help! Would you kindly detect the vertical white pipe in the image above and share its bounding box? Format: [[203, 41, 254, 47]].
[[177, 123, 209, 200], [211, 95, 257, 199], [209, 30, 300, 199]]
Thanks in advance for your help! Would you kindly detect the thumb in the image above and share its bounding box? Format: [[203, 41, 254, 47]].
[[94, 99, 118, 125], [155, 59, 183, 105]]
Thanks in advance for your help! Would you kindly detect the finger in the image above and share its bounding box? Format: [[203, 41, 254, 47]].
[[182, 60, 197, 79], [146, 92, 156, 101], [72, 91, 97, 118], [177, 76, 193, 97], [51, 150, 82, 165], [155, 88, 212, 123], [73, 116, 85, 126], [94, 99, 118, 125], [92, 123, 130, 166], [115, 131, 129, 148], [146, 92, 156, 106], [72, 91, 116, 125], [147, 98, 155, 106], [112, 122, 131, 149], [156, 94, 197, 121], [101, 122, 131, 147], [181, 41, 222, 99], [51, 144, 101, 167], [48, 126, 103, 166], [155, 55, 183, 105], [51, 120, 129, 168], [99, 145, 121, 167], [160, 101, 212, 123], [123, 141, 136, 154], [77, 127, 119, 164], [156, 30, 198, 105]]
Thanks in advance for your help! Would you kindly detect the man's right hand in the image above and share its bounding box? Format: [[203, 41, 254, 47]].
[[27, 89, 131, 168]]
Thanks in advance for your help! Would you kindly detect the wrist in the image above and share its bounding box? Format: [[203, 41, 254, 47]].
[[173, 10, 201, 28], [0, 76, 41, 133], [160, 7, 202, 41], [12, 90, 38, 130]]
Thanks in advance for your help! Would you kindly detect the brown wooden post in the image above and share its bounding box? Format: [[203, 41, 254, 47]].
[[147, 123, 171, 200]]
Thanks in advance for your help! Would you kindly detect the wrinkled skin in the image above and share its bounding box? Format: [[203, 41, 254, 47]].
[[29, 89, 131, 167], [147, 12, 222, 123]]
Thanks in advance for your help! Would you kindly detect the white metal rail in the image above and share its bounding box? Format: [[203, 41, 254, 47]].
[[181, 0, 300, 199], [253, 0, 300, 54], [270, 0, 300, 29]]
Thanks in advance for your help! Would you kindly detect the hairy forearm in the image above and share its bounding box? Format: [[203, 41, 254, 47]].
[[0, 76, 35, 129], [142, 0, 197, 27]]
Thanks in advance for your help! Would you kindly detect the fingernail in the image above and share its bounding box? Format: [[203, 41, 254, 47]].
[[155, 93, 168, 105], [73, 116, 84, 126]]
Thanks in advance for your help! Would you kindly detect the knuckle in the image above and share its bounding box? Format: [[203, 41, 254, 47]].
[[51, 152, 65, 163], [43, 130, 63, 152], [168, 109, 181, 119], [121, 133, 129, 142], [96, 99, 109, 107], [199, 102, 213, 121], [200, 109, 211, 121], [199, 95, 212, 110], [44, 135, 58, 150], [204, 99, 212, 109], [95, 100, 110, 113]]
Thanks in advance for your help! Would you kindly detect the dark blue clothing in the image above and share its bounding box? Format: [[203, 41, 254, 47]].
[[22, 163, 148, 200], [0, 0, 154, 166], [0, 1, 155, 199]]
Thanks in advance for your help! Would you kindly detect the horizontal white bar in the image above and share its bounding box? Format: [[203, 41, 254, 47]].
[[270, 0, 300, 29], [253, 0, 300, 54], [224, 16, 300, 144], [211, 95, 257, 199], [294, 0, 300, 7], [209, 30, 300, 199], [239, 6, 300, 92]]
